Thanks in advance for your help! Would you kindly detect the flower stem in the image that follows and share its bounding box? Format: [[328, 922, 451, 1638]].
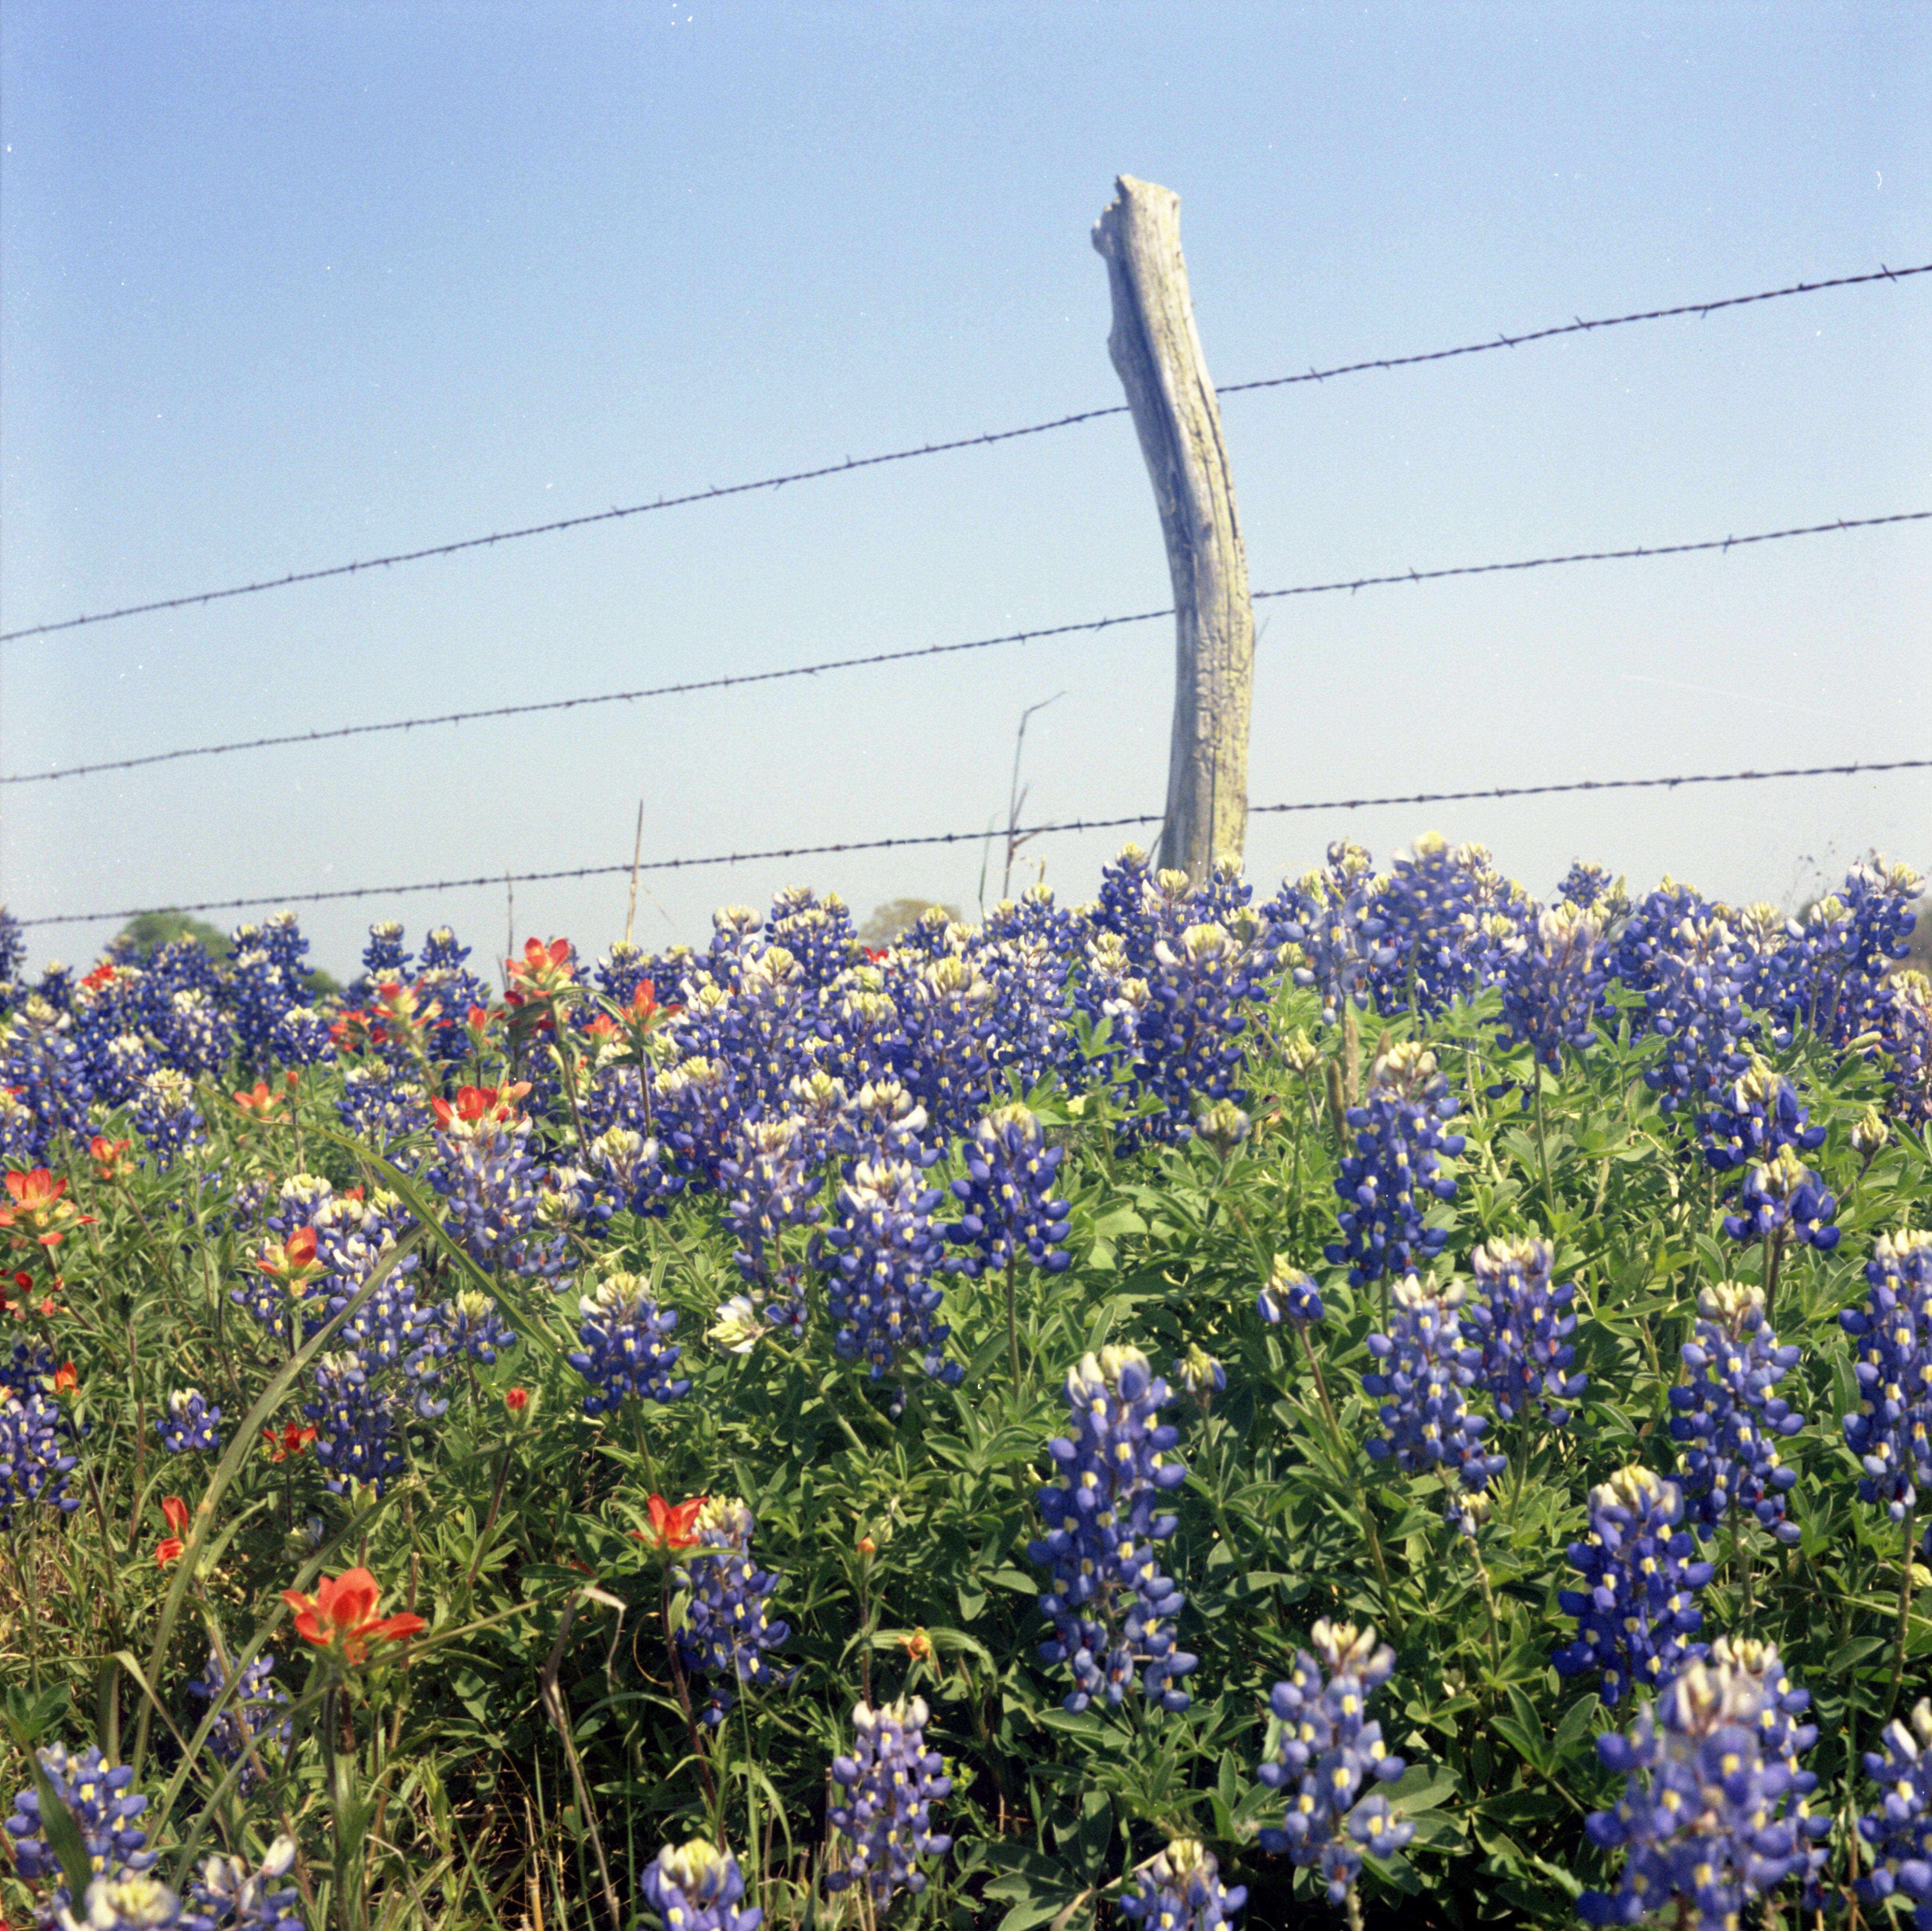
[[660, 1569, 722, 1837], [1005, 1257, 1022, 1396], [1888, 1506, 1920, 1720]]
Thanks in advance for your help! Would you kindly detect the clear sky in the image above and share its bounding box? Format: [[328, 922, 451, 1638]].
[[2, 1, 1927, 978]]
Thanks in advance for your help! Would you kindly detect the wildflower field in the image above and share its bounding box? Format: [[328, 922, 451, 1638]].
[[1, 837, 1929, 1931]]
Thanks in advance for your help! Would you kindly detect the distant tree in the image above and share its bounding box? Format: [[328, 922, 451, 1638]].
[[859, 898, 962, 948]]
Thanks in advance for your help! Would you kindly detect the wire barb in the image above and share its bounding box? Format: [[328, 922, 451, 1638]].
[[6, 509, 1922, 788], [14, 757, 1928, 930], [2, 261, 1924, 644]]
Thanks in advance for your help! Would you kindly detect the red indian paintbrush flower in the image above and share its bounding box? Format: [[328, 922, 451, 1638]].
[[262, 1422, 318, 1462], [232, 1081, 286, 1123], [257, 1227, 324, 1294], [157, 1494, 190, 1566], [0, 1169, 94, 1250], [281, 1567, 427, 1665], [89, 1135, 133, 1182], [631, 1493, 706, 1555]]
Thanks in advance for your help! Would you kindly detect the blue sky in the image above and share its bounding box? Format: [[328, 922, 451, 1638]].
[[2, 1, 1927, 977]]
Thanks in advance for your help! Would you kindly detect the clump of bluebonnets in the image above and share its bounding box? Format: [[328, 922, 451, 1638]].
[[1856, 1696, 1932, 1927], [186, 1834, 306, 1931], [1699, 1059, 1824, 1174], [1257, 1619, 1412, 1910], [1363, 1276, 1506, 1513], [1721, 1144, 1839, 1254], [1327, 1042, 1465, 1287], [1494, 901, 1609, 1070], [155, 1386, 222, 1455], [1118, 1839, 1247, 1931], [945, 1103, 1071, 1279], [673, 1496, 791, 1722], [1553, 1465, 1714, 1706], [1460, 1235, 1586, 1427], [1580, 1639, 1825, 1930], [826, 1696, 954, 1905], [1840, 1228, 1932, 1524], [1258, 1255, 1325, 1327], [0, 1378, 80, 1527], [817, 1155, 959, 1386], [187, 1649, 290, 1793], [640, 1840, 764, 1931], [5, 1742, 156, 1898], [568, 1270, 690, 1415], [1028, 1345, 1195, 1714], [1666, 1281, 1805, 1546]]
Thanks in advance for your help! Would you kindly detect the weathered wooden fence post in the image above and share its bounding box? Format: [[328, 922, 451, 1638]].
[[1092, 174, 1254, 884]]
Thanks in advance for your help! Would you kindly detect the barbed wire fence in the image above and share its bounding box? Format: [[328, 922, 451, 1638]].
[[18, 757, 1931, 930], [7, 510, 1922, 788], [2, 261, 1924, 645]]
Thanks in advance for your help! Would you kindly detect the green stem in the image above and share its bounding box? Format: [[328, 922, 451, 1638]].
[[1888, 1507, 1920, 1719], [1005, 1257, 1022, 1396], [1532, 1074, 1554, 1222]]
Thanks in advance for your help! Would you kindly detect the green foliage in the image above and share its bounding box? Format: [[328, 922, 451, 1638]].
[[859, 898, 963, 947], [1, 989, 1928, 1931]]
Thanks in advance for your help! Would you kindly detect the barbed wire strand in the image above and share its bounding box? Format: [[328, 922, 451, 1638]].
[[3, 261, 1924, 645], [17, 756, 1928, 930], [7, 508, 1924, 787]]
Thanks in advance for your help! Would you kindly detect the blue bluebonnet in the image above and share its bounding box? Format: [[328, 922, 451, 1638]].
[[1118, 1840, 1247, 1931], [1553, 1465, 1715, 1706], [305, 1351, 405, 1495], [1366, 834, 1518, 1019], [1173, 1343, 1226, 1408], [585, 1124, 680, 1219], [1698, 1060, 1824, 1175], [184, 1836, 304, 1931], [1885, 972, 1932, 1128], [673, 1496, 791, 1722], [1130, 903, 1268, 1142], [1856, 1696, 1932, 1928], [1460, 1236, 1586, 1427], [426, 1088, 566, 1282], [157, 988, 232, 1079], [1766, 858, 1923, 1050], [134, 1068, 206, 1170], [267, 1005, 333, 1068], [1326, 1043, 1465, 1288], [817, 1157, 959, 1385], [640, 1839, 763, 1931], [1027, 1345, 1196, 1714], [1258, 1256, 1325, 1327], [1261, 840, 1391, 1028], [718, 1115, 821, 1285], [654, 1053, 748, 1195], [155, 1388, 222, 1455], [1555, 860, 1623, 912], [826, 1696, 954, 1903], [946, 1104, 1072, 1278], [893, 952, 998, 1143], [4, 1742, 156, 1889], [0, 1382, 80, 1527], [0, 994, 95, 1159], [55, 1872, 185, 1927], [1494, 902, 1610, 1071], [1721, 1145, 1839, 1252], [1840, 1228, 1932, 1523], [568, 1271, 689, 1415], [1666, 1282, 1805, 1545], [439, 1288, 519, 1365], [347, 920, 412, 1007], [1634, 906, 1754, 1122], [185, 1650, 289, 1793], [1580, 1640, 1825, 1930], [1363, 1276, 1506, 1508], [1257, 1619, 1412, 1906], [334, 1065, 431, 1149]]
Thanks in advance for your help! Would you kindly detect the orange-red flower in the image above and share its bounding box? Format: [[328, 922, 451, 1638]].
[[257, 1227, 324, 1294], [89, 1135, 134, 1182], [631, 1493, 706, 1554], [0, 1169, 94, 1250], [625, 980, 680, 1029], [506, 937, 576, 1001], [51, 1361, 77, 1397], [505, 1386, 529, 1414], [262, 1422, 318, 1463], [281, 1567, 426, 1665], [232, 1081, 286, 1123], [157, 1494, 189, 1565], [429, 1082, 530, 1134]]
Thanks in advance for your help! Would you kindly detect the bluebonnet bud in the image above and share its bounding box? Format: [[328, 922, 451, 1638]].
[[1261, 840, 1389, 1027], [1580, 1640, 1824, 1930], [947, 1105, 1072, 1277], [1174, 1344, 1226, 1408], [155, 1388, 222, 1455], [1721, 1145, 1839, 1252], [63, 1873, 184, 1927], [1326, 1044, 1465, 1288], [1258, 1257, 1325, 1327], [1666, 1282, 1804, 1545], [438, 1288, 518, 1366], [4, 1742, 156, 1889], [827, 1697, 954, 1903], [1856, 1697, 1932, 1926], [186, 1651, 289, 1793], [817, 1157, 958, 1385], [640, 1840, 763, 1931], [1556, 860, 1624, 913], [568, 1272, 689, 1415], [674, 1497, 790, 1722], [1460, 1236, 1586, 1427], [1363, 1277, 1505, 1509], [1553, 1466, 1715, 1706], [185, 1835, 304, 1931], [1027, 1346, 1196, 1714], [1839, 1229, 1932, 1522], [1118, 1840, 1247, 1931], [1257, 1620, 1411, 1906], [134, 1068, 206, 1170]]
